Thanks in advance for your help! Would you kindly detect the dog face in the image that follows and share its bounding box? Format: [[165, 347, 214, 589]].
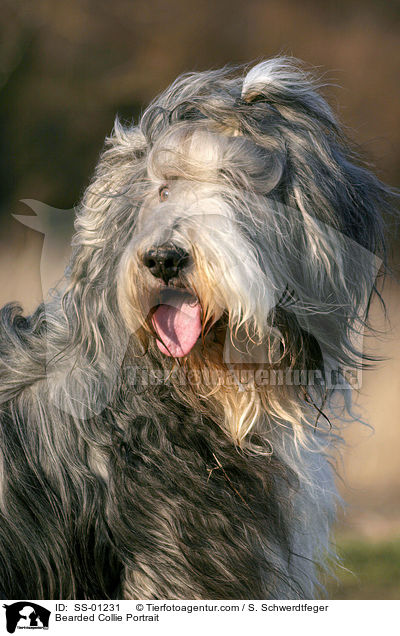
[[68, 58, 389, 443], [118, 123, 280, 361]]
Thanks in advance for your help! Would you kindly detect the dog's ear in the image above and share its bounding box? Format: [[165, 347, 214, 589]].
[[240, 58, 390, 257], [64, 119, 147, 370], [240, 58, 393, 376], [73, 119, 147, 255], [82, 118, 147, 212], [241, 58, 333, 121]]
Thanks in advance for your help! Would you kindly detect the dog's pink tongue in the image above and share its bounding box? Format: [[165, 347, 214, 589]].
[[152, 298, 202, 357]]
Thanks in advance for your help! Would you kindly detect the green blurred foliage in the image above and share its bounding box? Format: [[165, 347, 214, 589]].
[[329, 538, 400, 599]]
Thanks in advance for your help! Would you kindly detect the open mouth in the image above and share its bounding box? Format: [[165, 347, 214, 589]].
[[151, 287, 203, 358]]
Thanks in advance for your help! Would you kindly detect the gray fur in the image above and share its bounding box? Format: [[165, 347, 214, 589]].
[[0, 57, 392, 599]]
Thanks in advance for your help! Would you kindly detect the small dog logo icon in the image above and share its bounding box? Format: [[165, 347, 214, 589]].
[[3, 602, 50, 633]]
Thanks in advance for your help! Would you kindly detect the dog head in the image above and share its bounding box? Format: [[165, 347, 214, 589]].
[[66, 58, 390, 443]]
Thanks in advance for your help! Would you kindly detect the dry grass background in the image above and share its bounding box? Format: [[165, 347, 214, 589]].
[[0, 0, 399, 598]]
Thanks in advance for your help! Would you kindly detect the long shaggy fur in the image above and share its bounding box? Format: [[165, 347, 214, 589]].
[[0, 58, 392, 599]]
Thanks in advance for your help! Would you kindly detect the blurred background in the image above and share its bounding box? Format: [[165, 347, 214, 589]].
[[0, 0, 399, 599]]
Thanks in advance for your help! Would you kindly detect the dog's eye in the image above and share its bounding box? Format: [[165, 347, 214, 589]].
[[159, 185, 170, 202]]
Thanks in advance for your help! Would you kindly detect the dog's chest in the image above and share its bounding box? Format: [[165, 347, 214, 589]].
[[107, 413, 289, 599]]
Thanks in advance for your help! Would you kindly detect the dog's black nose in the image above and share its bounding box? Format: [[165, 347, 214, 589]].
[[143, 246, 190, 284]]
